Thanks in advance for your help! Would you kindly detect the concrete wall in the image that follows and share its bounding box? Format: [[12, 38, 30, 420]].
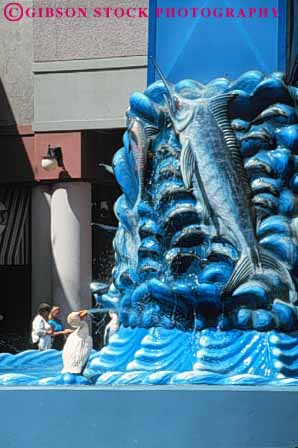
[[1, 386, 298, 447], [0, 0, 148, 130], [31, 0, 148, 131], [0, 0, 33, 126], [33, 0, 148, 62], [33, 57, 147, 131], [32, 0, 148, 131]]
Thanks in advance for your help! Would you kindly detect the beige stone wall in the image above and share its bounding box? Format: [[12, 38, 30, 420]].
[[0, 0, 33, 126], [33, 0, 148, 62], [0, 0, 148, 127]]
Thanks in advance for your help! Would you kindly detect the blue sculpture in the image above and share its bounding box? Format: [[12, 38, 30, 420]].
[[1, 70, 298, 385], [88, 70, 298, 385], [96, 71, 298, 333]]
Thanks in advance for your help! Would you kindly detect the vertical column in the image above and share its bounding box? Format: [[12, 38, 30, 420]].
[[31, 185, 52, 317], [51, 182, 92, 323]]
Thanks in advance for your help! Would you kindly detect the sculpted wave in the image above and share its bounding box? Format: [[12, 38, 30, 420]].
[[1, 70, 298, 386], [97, 70, 298, 335]]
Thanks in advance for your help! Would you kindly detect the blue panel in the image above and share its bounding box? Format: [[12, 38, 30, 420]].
[[148, 0, 286, 84], [1, 387, 298, 447]]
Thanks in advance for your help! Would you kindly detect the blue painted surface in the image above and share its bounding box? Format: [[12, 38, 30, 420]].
[[107, 71, 298, 337], [1, 386, 298, 447], [148, 0, 285, 83], [1, 71, 298, 387], [86, 69, 298, 386], [3, 328, 298, 385]]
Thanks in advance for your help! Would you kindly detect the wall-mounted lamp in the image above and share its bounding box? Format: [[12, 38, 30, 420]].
[[41, 145, 63, 171]]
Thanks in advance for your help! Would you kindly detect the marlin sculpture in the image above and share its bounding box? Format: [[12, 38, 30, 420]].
[[153, 60, 297, 303]]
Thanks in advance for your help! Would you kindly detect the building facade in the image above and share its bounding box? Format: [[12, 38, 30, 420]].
[[0, 0, 148, 334]]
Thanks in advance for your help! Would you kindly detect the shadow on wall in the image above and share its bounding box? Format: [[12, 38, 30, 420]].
[[0, 78, 34, 342], [0, 77, 15, 126], [0, 78, 34, 183]]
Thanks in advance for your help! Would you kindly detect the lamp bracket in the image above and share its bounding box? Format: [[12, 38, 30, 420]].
[[46, 145, 63, 167]]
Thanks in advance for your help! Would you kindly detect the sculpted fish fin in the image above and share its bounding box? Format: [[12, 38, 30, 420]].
[[209, 93, 252, 199], [180, 139, 215, 227], [259, 248, 297, 304], [223, 248, 297, 304], [180, 138, 195, 189], [222, 255, 254, 297]]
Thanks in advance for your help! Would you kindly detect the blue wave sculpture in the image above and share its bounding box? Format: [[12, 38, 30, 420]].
[[99, 70, 298, 334], [1, 70, 298, 386], [90, 70, 298, 385]]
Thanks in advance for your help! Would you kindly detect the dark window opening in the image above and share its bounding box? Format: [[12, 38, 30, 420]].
[[286, 0, 298, 84], [89, 129, 123, 348]]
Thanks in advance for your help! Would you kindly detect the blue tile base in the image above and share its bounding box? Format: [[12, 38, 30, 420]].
[[1, 386, 298, 448]]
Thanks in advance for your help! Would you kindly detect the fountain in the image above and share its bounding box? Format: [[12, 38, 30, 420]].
[[1, 71, 298, 389]]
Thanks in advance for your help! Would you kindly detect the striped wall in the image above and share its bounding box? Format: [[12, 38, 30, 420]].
[[0, 187, 30, 265]]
